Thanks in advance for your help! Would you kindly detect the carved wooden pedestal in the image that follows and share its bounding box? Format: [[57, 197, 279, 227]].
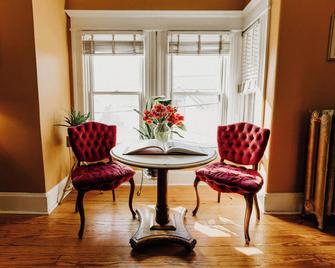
[[130, 169, 196, 250]]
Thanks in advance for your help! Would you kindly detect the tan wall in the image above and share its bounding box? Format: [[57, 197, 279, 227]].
[[266, 0, 335, 193], [65, 0, 248, 10], [32, 0, 72, 191], [262, 0, 282, 172], [0, 0, 45, 192]]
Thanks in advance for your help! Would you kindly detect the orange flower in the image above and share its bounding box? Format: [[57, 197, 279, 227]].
[[175, 113, 184, 122], [166, 105, 175, 113]]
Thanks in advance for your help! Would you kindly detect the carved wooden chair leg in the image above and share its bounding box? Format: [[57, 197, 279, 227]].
[[244, 194, 254, 245], [217, 192, 221, 203], [77, 191, 86, 239], [112, 189, 116, 202], [254, 194, 260, 220], [192, 177, 201, 216], [129, 178, 136, 219], [75, 191, 79, 213]]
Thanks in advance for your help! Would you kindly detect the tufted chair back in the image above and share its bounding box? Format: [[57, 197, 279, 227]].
[[67, 122, 117, 163], [217, 122, 270, 165]]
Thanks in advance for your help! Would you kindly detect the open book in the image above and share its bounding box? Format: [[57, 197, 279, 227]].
[[124, 139, 208, 156]]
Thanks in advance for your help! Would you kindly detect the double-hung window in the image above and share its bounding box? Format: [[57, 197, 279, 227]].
[[81, 31, 231, 145], [168, 32, 230, 145], [82, 32, 144, 142]]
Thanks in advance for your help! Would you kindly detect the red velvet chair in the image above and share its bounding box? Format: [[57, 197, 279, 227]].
[[67, 122, 136, 239], [192, 122, 270, 245]]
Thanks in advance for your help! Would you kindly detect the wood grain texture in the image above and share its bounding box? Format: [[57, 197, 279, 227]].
[[0, 186, 335, 267]]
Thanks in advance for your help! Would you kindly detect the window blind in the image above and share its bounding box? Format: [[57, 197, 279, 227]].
[[240, 21, 260, 93], [168, 32, 230, 55], [82, 33, 144, 55]]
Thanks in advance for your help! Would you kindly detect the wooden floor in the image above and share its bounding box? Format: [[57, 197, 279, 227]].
[[1, 186, 335, 267]]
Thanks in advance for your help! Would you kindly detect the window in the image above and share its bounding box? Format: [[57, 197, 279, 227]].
[[81, 31, 232, 145], [82, 32, 144, 142], [239, 20, 261, 123], [168, 32, 230, 145]]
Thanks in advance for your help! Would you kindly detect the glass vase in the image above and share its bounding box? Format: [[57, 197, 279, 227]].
[[153, 122, 171, 145]]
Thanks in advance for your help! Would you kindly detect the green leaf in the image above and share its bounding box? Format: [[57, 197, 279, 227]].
[[159, 99, 172, 106], [133, 109, 143, 118], [178, 124, 186, 131], [171, 130, 184, 138], [134, 128, 146, 139], [63, 110, 90, 126]]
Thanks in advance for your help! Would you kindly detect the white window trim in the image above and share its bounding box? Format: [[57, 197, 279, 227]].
[[66, 1, 270, 120]]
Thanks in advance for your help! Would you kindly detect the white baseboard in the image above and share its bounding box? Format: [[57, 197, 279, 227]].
[[0, 172, 303, 216], [263, 192, 304, 215], [133, 170, 195, 185], [46, 176, 71, 213], [0, 176, 70, 215]]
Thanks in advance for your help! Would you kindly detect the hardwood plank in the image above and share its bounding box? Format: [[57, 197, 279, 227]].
[[0, 186, 334, 267]]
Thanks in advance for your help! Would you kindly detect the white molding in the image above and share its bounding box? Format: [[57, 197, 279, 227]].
[[0, 192, 47, 215], [65, 10, 243, 31], [46, 177, 71, 214], [0, 177, 70, 215], [263, 192, 304, 215], [242, 0, 271, 30]]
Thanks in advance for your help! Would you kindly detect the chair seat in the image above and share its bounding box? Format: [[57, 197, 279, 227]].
[[196, 162, 263, 195], [72, 161, 135, 191]]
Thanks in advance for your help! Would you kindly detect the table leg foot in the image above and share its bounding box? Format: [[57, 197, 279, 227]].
[[130, 206, 196, 251]]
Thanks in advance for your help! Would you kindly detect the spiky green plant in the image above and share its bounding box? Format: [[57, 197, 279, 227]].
[[56, 110, 91, 127]]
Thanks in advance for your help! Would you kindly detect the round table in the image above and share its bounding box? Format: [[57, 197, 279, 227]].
[[111, 144, 217, 250]]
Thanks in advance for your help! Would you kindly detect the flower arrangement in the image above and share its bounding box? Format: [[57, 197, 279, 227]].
[[144, 103, 185, 128], [134, 97, 185, 140]]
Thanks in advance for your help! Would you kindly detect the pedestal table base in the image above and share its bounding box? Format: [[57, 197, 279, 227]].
[[130, 205, 196, 251]]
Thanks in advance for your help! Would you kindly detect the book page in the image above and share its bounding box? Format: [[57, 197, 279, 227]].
[[124, 139, 165, 155], [166, 141, 208, 155]]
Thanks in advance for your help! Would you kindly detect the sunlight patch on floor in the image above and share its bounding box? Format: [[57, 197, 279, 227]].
[[207, 217, 240, 226], [213, 225, 238, 236], [234, 246, 264, 256], [194, 222, 236, 237], [219, 216, 240, 226]]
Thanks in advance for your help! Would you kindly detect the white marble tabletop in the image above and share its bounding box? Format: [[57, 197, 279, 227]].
[[111, 143, 217, 169]]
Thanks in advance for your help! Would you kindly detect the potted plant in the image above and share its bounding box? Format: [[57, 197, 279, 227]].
[[56, 110, 91, 147]]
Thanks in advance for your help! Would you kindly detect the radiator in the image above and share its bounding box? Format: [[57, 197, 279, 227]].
[[304, 110, 335, 229]]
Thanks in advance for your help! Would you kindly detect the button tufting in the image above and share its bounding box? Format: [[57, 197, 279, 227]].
[[67, 122, 116, 162], [217, 123, 270, 165]]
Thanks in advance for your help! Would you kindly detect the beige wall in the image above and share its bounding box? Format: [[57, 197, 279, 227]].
[[265, 0, 335, 193], [0, 0, 45, 192], [32, 0, 71, 191], [262, 0, 282, 174], [65, 0, 248, 10], [0, 0, 71, 193]]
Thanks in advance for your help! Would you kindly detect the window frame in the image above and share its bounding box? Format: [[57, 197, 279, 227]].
[[82, 31, 145, 142], [68, 8, 270, 142], [168, 49, 230, 145]]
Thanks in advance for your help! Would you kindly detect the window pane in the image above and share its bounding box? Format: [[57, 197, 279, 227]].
[[93, 55, 143, 92], [172, 55, 221, 91], [93, 94, 139, 142], [173, 94, 219, 146]]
